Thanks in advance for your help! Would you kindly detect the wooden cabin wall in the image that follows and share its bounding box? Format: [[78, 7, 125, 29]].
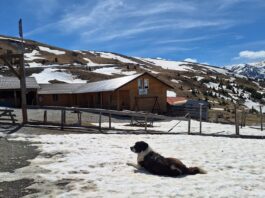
[[117, 73, 168, 113]]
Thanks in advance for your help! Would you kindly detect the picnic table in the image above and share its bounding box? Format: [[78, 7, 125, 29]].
[[0, 108, 16, 124]]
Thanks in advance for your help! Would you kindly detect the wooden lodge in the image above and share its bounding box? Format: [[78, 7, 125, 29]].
[[0, 77, 39, 107], [38, 73, 174, 113]]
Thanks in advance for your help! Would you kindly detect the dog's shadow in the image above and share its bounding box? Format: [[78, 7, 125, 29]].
[[133, 168, 188, 178]]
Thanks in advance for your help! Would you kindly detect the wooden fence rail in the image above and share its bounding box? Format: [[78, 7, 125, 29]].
[[27, 105, 190, 133]]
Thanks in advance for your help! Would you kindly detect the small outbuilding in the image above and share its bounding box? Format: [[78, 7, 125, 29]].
[[167, 97, 209, 120], [0, 77, 39, 107], [38, 72, 173, 113]]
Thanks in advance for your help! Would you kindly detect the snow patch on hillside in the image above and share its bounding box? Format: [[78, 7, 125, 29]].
[[39, 46, 66, 55], [31, 68, 86, 83], [171, 79, 182, 83], [25, 50, 44, 61], [83, 58, 112, 67], [92, 67, 137, 76], [98, 52, 138, 64], [200, 65, 229, 75], [140, 58, 192, 72], [244, 99, 265, 112]]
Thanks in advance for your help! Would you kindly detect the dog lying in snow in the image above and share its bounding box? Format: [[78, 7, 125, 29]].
[[127, 141, 206, 177]]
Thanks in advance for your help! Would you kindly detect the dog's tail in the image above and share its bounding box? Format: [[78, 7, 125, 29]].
[[187, 167, 207, 175]]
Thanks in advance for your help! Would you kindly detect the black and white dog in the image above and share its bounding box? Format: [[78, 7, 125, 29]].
[[127, 141, 206, 177]]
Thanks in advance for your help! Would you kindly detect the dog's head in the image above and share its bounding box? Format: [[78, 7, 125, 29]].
[[130, 141, 149, 153]]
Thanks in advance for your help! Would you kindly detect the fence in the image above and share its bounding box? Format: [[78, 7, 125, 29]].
[[27, 106, 191, 134]]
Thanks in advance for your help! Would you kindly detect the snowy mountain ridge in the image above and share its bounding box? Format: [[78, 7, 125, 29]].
[[228, 61, 265, 80]]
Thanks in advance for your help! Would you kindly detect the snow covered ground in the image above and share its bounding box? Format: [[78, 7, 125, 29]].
[[92, 67, 137, 76], [97, 52, 138, 64], [39, 46, 66, 55], [140, 58, 192, 72], [30, 68, 86, 84], [244, 99, 265, 112], [0, 120, 264, 197]]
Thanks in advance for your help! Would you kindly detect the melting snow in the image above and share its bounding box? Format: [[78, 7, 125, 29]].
[[30, 68, 86, 84], [1, 120, 265, 197], [39, 46, 66, 55], [25, 50, 44, 61], [171, 79, 182, 83], [167, 90, 177, 97], [83, 58, 112, 67], [195, 76, 204, 81], [98, 52, 138, 64], [92, 67, 137, 76], [244, 99, 265, 112], [140, 58, 192, 72], [204, 82, 219, 89]]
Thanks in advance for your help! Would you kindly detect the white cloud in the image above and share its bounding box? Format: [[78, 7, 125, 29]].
[[184, 58, 198, 63], [238, 50, 265, 59], [26, 0, 236, 41]]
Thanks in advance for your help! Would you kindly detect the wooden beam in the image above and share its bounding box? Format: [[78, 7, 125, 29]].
[[28, 105, 190, 121]]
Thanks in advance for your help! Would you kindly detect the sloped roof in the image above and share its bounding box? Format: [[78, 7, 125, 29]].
[[39, 73, 143, 94], [77, 73, 143, 93], [38, 72, 173, 94], [38, 83, 85, 94], [0, 77, 39, 90]]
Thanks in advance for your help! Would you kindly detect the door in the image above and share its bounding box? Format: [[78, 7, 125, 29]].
[[119, 90, 130, 110]]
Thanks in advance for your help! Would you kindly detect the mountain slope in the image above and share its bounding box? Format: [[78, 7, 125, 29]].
[[0, 35, 264, 113], [229, 61, 265, 80]]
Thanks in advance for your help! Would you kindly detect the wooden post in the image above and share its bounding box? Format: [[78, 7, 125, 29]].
[[77, 111, 82, 126], [99, 112, 102, 131], [9, 111, 15, 124], [19, 19, 28, 124], [260, 106, 263, 131], [109, 113, 111, 129], [145, 115, 147, 132], [199, 103, 203, 134], [241, 109, 246, 128], [188, 116, 191, 134], [234, 105, 239, 135], [43, 110, 47, 124], [130, 116, 133, 125], [61, 110, 65, 130]]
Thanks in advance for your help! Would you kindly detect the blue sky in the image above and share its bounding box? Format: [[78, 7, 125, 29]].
[[1, 0, 265, 66]]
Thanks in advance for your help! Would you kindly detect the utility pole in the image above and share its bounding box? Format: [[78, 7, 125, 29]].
[[19, 19, 28, 124]]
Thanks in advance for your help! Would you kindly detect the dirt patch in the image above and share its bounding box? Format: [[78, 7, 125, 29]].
[[0, 136, 40, 197], [0, 138, 39, 173], [0, 179, 38, 198]]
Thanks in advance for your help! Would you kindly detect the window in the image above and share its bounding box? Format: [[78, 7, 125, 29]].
[[138, 78, 149, 95], [138, 79, 143, 89], [52, 94, 58, 102], [144, 79, 149, 89]]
